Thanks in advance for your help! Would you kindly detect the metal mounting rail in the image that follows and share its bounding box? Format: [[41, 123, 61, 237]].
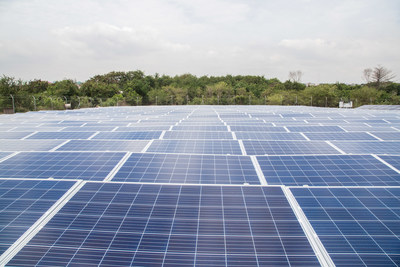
[[282, 187, 335, 267]]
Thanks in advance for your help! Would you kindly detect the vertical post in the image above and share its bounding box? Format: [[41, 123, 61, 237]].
[[325, 96, 328, 107], [10, 95, 15, 113], [32, 96, 36, 111], [295, 95, 298, 105], [77, 96, 81, 108]]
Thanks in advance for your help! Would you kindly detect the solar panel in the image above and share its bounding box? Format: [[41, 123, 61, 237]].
[[0, 132, 33, 139], [286, 126, 345, 132], [8, 183, 320, 266], [93, 131, 162, 140], [55, 140, 149, 152], [303, 132, 378, 141], [0, 179, 75, 255], [242, 140, 340, 155], [112, 153, 260, 184], [147, 140, 243, 155], [332, 141, 400, 155], [163, 131, 233, 140], [235, 132, 307, 141], [27, 132, 96, 140], [291, 187, 400, 266], [378, 155, 400, 171], [257, 155, 400, 186], [172, 126, 228, 131], [0, 152, 125, 180], [369, 132, 400, 141], [230, 126, 287, 132], [61, 126, 116, 132], [0, 140, 66, 152]]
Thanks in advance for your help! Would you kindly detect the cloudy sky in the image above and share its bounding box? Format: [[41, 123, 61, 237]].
[[0, 0, 399, 83]]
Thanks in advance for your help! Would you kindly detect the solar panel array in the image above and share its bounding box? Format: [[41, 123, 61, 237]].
[[0, 105, 400, 266]]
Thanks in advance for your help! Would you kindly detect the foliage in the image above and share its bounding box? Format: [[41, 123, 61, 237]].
[[1, 69, 399, 112]]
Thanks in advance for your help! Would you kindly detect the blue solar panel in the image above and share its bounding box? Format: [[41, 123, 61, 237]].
[[27, 132, 95, 140], [303, 132, 377, 141], [291, 187, 400, 266], [8, 183, 319, 266], [60, 126, 117, 132], [0, 179, 75, 255], [147, 140, 243, 155], [332, 141, 400, 155], [257, 155, 400, 186], [0, 140, 66, 152], [163, 131, 233, 140], [112, 153, 260, 184], [0, 152, 125, 180], [56, 140, 149, 152], [243, 140, 340, 155], [0, 152, 12, 160], [369, 132, 400, 141], [93, 131, 162, 140], [235, 132, 306, 140], [172, 126, 228, 131], [0, 132, 33, 139], [286, 126, 345, 132], [378, 155, 400, 171], [230, 126, 287, 132]]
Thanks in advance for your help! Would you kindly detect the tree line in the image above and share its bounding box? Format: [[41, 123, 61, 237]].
[[1, 67, 399, 112]]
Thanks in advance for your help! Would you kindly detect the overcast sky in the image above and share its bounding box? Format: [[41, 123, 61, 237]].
[[0, 0, 399, 83]]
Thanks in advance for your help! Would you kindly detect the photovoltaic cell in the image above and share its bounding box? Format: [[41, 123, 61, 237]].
[[303, 132, 377, 141], [163, 131, 233, 140], [9, 183, 319, 266], [369, 132, 400, 141], [0, 179, 75, 255], [147, 140, 243, 155], [0, 132, 33, 139], [0, 140, 66, 152], [61, 126, 117, 132], [113, 153, 260, 184], [291, 187, 400, 266], [332, 141, 400, 155], [286, 126, 345, 132], [93, 131, 162, 140], [257, 155, 400, 186], [172, 126, 228, 131], [27, 132, 95, 140], [242, 140, 340, 155], [230, 126, 286, 132], [0, 152, 125, 180], [235, 132, 306, 141], [378, 155, 400, 172], [56, 140, 149, 152]]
